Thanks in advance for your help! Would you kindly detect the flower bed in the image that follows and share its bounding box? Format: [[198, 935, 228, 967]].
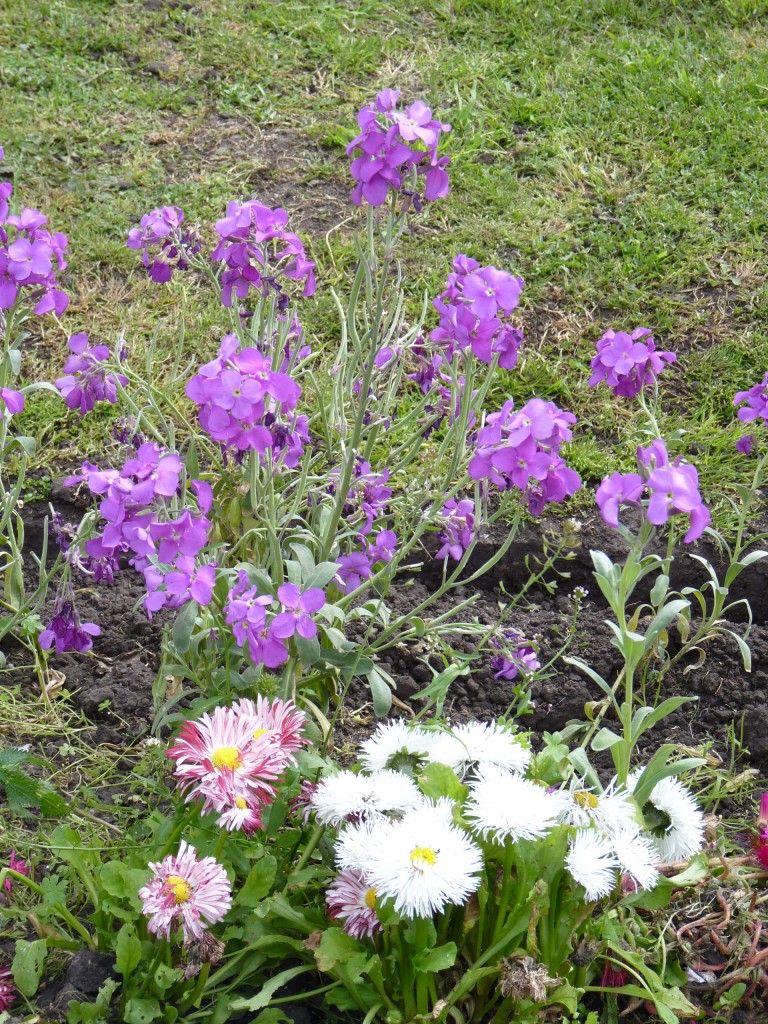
[[2, 90, 768, 1024]]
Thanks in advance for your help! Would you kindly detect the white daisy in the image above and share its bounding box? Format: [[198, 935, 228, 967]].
[[566, 829, 620, 901], [364, 800, 483, 918], [335, 818, 391, 873], [359, 720, 435, 773], [559, 777, 638, 836], [428, 721, 531, 779], [311, 769, 422, 826], [630, 773, 704, 862], [465, 766, 562, 843], [611, 827, 660, 892]]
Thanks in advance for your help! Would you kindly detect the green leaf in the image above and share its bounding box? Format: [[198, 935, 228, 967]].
[[305, 561, 343, 590], [124, 998, 163, 1024], [229, 966, 312, 1012], [99, 861, 147, 909], [115, 924, 142, 977], [314, 927, 366, 973], [367, 666, 393, 716], [591, 727, 623, 751], [236, 856, 277, 907], [171, 600, 198, 655], [649, 574, 670, 606], [12, 938, 47, 997], [294, 633, 321, 666], [153, 963, 184, 995], [412, 942, 457, 972], [418, 762, 467, 802]]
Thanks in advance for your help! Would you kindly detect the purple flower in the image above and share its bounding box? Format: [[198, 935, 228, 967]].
[[186, 335, 302, 456], [127, 205, 198, 283], [223, 573, 288, 667], [39, 594, 101, 654], [335, 551, 373, 594], [490, 630, 541, 681], [347, 90, 451, 208], [55, 333, 128, 415], [736, 434, 755, 455], [271, 583, 326, 640], [0, 387, 24, 419], [468, 398, 581, 514], [734, 373, 768, 424], [589, 328, 676, 398], [435, 498, 475, 561], [595, 472, 644, 529], [0, 195, 68, 316], [211, 199, 315, 307], [430, 255, 524, 368], [646, 464, 710, 542], [596, 440, 710, 543]]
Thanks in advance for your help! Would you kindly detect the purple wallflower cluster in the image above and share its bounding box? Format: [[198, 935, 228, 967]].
[[335, 529, 398, 594], [212, 199, 316, 309], [490, 629, 541, 681], [0, 149, 68, 316], [596, 439, 710, 543], [39, 589, 101, 654], [186, 333, 307, 464], [66, 444, 216, 615], [337, 460, 392, 535], [469, 398, 581, 515], [126, 205, 199, 283], [55, 333, 128, 415], [224, 574, 325, 668], [347, 89, 451, 207], [588, 328, 676, 398], [734, 372, 768, 425], [435, 497, 475, 561], [431, 255, 524, 369]]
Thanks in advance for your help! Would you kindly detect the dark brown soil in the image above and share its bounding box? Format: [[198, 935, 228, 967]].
[[14, 501, 768, 778]]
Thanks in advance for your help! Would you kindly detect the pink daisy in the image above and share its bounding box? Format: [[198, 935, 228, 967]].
[[326, 868, 382, 940], [0, 965, 15, 1012], [167, 705, 285, 813], [139, 841, 232, 941], [214, 778, 265, 834], [232, 696, 308, 759]]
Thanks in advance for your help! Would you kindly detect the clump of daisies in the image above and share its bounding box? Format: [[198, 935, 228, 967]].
[[308, 717, 707, 1019], [166, 696, 308, 833]]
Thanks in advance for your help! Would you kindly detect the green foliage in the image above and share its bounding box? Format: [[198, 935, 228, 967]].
[[0, 746, 68, 817]]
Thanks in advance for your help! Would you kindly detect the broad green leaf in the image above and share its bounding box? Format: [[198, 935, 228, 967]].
[[115, 924, 142, 977], [591, 727, 623, 751], [171, 600, 198, 655], [412, 942, 457, 973], [124, 998, 163, 1024], [314, 927, 365, 972], [418, 762, 466, 802], [236, 856, 277, 907], [12, 938, 47, 996], [649, 574, 670, 606]]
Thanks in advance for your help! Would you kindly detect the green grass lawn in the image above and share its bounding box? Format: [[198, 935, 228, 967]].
[[4, 0, 768, 513]]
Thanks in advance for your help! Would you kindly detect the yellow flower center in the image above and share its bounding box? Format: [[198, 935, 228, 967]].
[[410, 846, 437, 869], [253, 728, 271, 741], [211, 746, 242, 770], [166, 875, 192, 904], [235, 797, 248, 809], [574, 789, 600, 810], [365, 888, 377, 910]]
